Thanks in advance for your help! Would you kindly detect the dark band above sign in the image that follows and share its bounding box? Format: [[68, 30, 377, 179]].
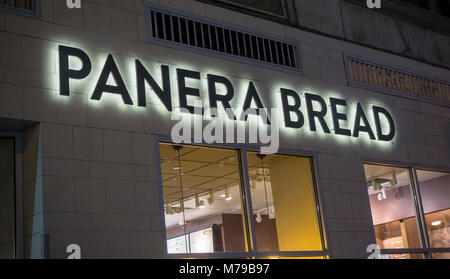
[[58, 45, 396, 142]]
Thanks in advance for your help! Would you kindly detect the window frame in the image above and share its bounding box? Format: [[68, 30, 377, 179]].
[[206, 0, 288, 19], [154, 136, 330, 259], [362, 158, 450, 259], [0, 0, 40, 19], [0, 131, 24, 259]]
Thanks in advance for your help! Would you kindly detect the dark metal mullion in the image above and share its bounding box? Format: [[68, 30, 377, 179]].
[[411, 168, 432, 258], [239, 149, 258, 254], [310, 159, 328, 253]]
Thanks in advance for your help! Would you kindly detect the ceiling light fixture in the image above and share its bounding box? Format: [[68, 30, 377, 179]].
[[432, 221, 442, 226], [255, 212, 262, 223], [195, 195, 206, 209], [225, 186, 232, 201], [390, 172, 398, 186], [381, 188, 387, 200], [207, 190, 214, 205]]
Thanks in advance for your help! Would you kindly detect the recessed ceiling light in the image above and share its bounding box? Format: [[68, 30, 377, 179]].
[[432, 221, 441, 226]]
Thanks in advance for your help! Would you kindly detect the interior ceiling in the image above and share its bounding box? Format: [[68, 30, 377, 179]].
[[160, 143, 279, 228], [364, 164, 447, 195]]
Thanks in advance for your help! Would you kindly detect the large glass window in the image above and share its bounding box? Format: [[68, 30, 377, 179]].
[[364, 164, 422, 253], [416, 170, 450, 253], [160, 143, 247, 254], [159, 143, 326, 257], [0, 138, 15, 259], [364, 163, 450, 259], [246, 152, 323, 252]]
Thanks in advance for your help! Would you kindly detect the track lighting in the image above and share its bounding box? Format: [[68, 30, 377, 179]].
[[432, 221, 441, 226], [268, 207, 275, 219], [255, 212, 262, 223], [195, 195, 205, 209], [207, 191, 214, 205], [390, 172, 397, 186], [372, 179, 382, 191], [225, 186, 232, 201]]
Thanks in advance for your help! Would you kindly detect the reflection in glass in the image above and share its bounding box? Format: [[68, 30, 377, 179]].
[[432, 253, 450, 259], [246, 152, 323, 252], [416, 170, 450, 249], [380, 253, 426, 259], [160, 143, 247, 254], [364, 164, 422, 250]]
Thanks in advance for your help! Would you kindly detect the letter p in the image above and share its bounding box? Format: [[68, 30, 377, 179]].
[[59, 45, 91, 96]]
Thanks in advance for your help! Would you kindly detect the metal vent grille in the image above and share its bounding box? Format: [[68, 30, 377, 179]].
[[345, 55, 450, 107], [146, 4, 301, 71]]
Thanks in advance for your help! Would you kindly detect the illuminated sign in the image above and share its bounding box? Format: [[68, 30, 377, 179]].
[[58, 45, 395, 142]]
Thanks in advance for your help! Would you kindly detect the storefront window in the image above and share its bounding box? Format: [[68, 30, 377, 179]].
[[432, 253, 450, 259], [380, 253, 426, 259], [0, 138, 15, 259], [160, 143, 247, 254], [159, 143, 326, 257], [364, 164, 423, 252], [416, 170, 450, 250], [246, 152, 323, 252]]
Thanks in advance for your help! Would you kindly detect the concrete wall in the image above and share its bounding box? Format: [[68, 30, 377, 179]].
[[294, 0, 450, 68], [0, 0, 448, 258]]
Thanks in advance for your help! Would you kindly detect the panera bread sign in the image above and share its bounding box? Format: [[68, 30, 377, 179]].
[[58, 45, 396, 143]]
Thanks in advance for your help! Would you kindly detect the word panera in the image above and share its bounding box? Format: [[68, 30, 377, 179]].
[[58, 45, 396, 142]]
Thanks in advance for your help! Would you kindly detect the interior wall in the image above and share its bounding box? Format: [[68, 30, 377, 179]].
[[370, 174, 450, 225], [269, 157, 323, 251]]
